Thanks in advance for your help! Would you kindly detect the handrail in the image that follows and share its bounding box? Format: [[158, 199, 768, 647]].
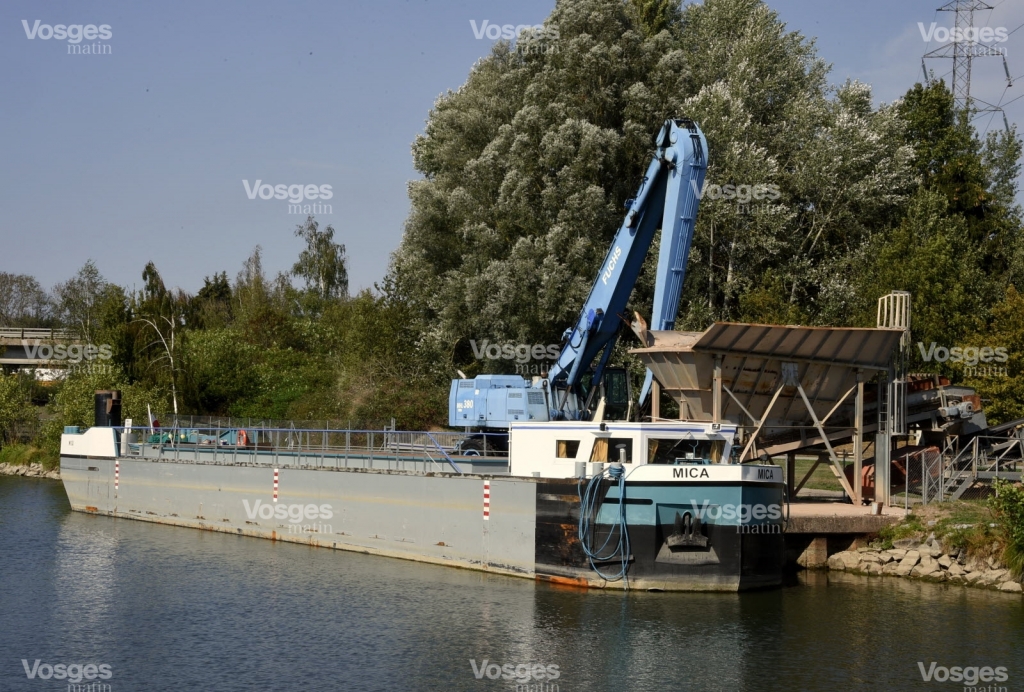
[[425, 432, 463, 474], [0, 327, 80, 340], [108, 425, 490, 471]]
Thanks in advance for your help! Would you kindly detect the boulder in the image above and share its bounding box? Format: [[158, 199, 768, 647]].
[[885, 549, 907, 560], [896, 551, 920, 576], [947, 563, 965, 577], [893, 538, 917, 550], [863, 562, 883, 575], [966, 571, 987, 584], [859, 553, 882, 564], [998, 581, 1023, 593], [883, 561, 901, 575], [912, 556, 940, 577], [938, 554, 952, 568], [828, 551, 862, 571], [981, 569, 1009, 585]]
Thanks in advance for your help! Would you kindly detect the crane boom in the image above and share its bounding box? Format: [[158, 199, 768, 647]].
[[547, 119, 707, 415], [449, 118, 707, 428]]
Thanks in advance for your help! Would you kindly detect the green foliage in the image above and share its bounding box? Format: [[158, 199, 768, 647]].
[[992, 480, 1024, 578], [391, 0, 919, 375], [52, 260, 108, 341], [932, 503, 999, 556], [0, 373, 34, 443], [898, 82, 1021, 280], [292, 215, 349, 302], [6, 1, 1024, 438], [853, 189, 992, 347], [0, 273, 50, 326], [962, 287, 1024, 424], [0, 443, 57, 471], [876, 503, 1000, 559], [877, 513, 927, 549], [37, 366, 170, 455]]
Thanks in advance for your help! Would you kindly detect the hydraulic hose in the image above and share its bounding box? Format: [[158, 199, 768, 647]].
[[577, 463, 631, 587]]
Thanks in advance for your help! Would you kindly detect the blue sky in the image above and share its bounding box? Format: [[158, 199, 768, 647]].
[[2, 0, 1022, 296]]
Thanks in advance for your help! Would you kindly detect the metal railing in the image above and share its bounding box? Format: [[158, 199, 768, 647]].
[[115, 423, 507, 474], [147, 415, 507, 457], [895, 436, 1024, 505], [0, 328, 79, 341]]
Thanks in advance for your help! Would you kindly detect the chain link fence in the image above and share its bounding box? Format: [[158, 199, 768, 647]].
[[893, 438, 1023, 506]]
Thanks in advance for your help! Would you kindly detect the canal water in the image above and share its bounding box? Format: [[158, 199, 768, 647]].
[[1, 476, 1021, 692]]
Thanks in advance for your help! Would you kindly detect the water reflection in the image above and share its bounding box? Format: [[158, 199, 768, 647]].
[[1, 476, 1022, 692]]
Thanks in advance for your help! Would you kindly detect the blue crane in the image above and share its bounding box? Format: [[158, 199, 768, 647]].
[[449, 119, 707, 429]]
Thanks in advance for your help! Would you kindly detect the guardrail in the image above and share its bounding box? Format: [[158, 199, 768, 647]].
[[113, 425, 508, 474], [899, 435, 1024, 505], [0, 328, 80, 340]]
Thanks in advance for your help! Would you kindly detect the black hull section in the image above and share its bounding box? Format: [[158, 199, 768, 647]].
[[534, 480, 784, 591]]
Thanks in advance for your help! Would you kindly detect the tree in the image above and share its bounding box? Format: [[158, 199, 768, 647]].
[[292, 215, 349, 301], [898, 81, 1022, 277], [963, 287, 1024, 425], [0, 273, 50, 326], [853, 189, 993, 351], [0, 373, 33, 444], [52, 260, 108, 340], [389, 0, 916, 376], [133, 262, 189, 415], [191, 272, 233, 328], [36, 365, 169, 455], [233, 246, 293, 348]]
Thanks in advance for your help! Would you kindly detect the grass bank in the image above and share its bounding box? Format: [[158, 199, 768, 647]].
[[0, 443, 59, 471], [873, 484, 1024, 579]]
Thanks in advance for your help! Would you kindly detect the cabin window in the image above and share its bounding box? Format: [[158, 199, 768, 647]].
[[647, 439, 724, 464], [590, 437, 632, 463], [556, 440, 581, 458]]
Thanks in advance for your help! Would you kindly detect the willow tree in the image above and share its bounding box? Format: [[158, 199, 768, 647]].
[[390, 0, 918, 375]]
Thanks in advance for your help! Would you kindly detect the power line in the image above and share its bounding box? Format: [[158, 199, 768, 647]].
[[921, 0, 1015, 131]]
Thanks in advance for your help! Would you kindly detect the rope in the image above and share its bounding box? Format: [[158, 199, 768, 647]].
[[577, 463, 631, 587]]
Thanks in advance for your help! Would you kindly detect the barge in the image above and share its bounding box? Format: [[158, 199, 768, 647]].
[[60, 119, 787, 590], [60, 419, 785, 591]]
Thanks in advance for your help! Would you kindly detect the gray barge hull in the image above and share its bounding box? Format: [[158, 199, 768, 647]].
[[61, 456, 539, 579], [60, 427, 784, 591]]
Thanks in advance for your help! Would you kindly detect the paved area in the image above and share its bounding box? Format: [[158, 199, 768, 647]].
[[789, 500, 909, 518]]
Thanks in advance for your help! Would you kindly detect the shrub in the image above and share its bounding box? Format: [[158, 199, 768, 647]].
[[0, 443, 58, 471], [991, 480, 1024, 578]]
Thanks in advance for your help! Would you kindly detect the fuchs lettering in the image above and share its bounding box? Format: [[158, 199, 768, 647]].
[[601, 246, 622, 285]]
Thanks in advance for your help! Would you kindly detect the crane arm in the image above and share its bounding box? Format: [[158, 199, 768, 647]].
[[547, 119, 707, 416]]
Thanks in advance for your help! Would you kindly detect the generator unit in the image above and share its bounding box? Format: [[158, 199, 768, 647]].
[[448, 374, 551, 428]]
